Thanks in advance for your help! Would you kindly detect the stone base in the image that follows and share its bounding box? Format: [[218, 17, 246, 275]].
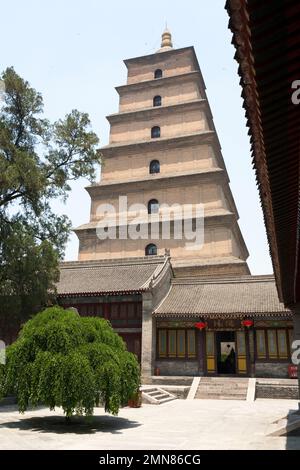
[[142, 375, 194, 386], [155, 360, 199, 376], [256, 378, 299, 400], [254, 362, 290, 378]]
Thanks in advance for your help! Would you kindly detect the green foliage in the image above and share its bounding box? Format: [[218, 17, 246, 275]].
[[0, 307, 140, 417], [0, 67, 100, 322]]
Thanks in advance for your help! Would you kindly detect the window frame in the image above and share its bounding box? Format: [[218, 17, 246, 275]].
[[149, 159, 160, 174], [145, 243, 158, 256], [157, 328, 197, 360], [148, 198, 159, 214], [151, 126, 161, 138], [154, 69, 163, 79], [153, 95, 162, 107], [255, 328, 292, 362]]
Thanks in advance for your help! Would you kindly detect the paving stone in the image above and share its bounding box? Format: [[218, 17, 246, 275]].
[[0, 399, 299, 449]]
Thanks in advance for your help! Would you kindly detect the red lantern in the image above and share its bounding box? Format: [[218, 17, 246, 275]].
[[195, 321, 207, 330], [242, 319, 254, 328]]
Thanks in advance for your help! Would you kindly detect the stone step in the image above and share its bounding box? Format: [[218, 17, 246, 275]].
[[195, 377, 249, 400], [199, 387, 248, 391], [200, 380, 248, 384], [158, 397, 177, 404], [203, 386, 248, 390], [147, 390, 165, 396], [150, 393, 169, 399], [199, 389, 247, 393], [196, 394, 246, 400], [201, 389, 248, 392], [198, 386, 247, 391], [200, 379, 247, 382], [141, 387, 177, 405]]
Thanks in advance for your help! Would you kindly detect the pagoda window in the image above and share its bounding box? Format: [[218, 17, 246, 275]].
[[145, 243, 157, 256], [153, 95, 162, 107], [148, 199, 159, 214], [154, 69, 162, 79], [151, 126, 160, 138], [149, 160, 160, 174]]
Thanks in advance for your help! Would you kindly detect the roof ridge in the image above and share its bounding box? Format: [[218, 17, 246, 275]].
[[171, 274, 275, 285], [141, 256, 171, 290], [60, 255, 166, 269]]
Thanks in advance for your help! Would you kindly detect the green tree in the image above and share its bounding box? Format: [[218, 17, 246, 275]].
[[0, 67, 100, 326], [0, 307, 140, 418]]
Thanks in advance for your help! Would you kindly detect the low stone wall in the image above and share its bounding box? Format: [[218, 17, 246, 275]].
[[256, 380, 299, 399], [147, 376, 193, 386], [255, 362, 290, 378], [155, 360, 199, 376]]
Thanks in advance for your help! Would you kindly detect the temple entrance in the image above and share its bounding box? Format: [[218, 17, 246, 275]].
[[216, 331, 236, 374]]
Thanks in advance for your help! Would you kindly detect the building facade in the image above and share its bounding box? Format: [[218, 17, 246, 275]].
[[57, 30, 294, 380]]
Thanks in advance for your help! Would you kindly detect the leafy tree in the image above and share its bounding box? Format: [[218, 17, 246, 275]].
[[0, 67, 100, 326], [0, 307, 140, 418]]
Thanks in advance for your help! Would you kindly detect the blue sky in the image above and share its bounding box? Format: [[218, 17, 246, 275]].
[[0, 0, 273, 274]]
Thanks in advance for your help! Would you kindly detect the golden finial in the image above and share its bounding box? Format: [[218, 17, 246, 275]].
[[157, 26, 173, 52]]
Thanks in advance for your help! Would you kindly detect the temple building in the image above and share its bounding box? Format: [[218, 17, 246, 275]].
[[57, 30, 293, 380]]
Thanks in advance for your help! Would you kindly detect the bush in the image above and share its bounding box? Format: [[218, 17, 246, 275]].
[[0, 306, 140, 418]]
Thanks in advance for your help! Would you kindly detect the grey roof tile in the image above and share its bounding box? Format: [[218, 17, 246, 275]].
[[57, 256, 166, 296], [155, 275, 292, 318]]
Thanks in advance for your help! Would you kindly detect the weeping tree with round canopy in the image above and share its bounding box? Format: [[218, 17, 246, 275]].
[[0, 307, 140, 418]]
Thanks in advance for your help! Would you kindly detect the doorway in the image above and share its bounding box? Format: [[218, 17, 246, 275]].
[[216, 331, 236, 374]]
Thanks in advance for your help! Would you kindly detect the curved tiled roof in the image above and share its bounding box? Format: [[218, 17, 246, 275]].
[[57, 256, 168, 296], [154, 275, 292, 319]]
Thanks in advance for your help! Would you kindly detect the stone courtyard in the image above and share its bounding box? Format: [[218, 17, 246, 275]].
[[0, 399, 300, 450]]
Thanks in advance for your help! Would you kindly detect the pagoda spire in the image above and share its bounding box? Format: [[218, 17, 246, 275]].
[[157, 27, 173, 52]]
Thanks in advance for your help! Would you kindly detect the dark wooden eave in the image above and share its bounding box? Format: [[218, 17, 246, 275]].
[[226, 0, 300, 306]]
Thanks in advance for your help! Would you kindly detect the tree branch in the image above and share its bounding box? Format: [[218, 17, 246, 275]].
[[0, 188, 24, 207]]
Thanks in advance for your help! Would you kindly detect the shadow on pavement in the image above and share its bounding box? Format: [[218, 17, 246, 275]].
[[0, 413, 141, 435]]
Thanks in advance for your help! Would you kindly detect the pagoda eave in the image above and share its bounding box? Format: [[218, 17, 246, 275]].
[[106, 99, 207, 124], [86, 169, 226, 195], [100, 131, 216, 156], [115, 71, 202, 95]]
